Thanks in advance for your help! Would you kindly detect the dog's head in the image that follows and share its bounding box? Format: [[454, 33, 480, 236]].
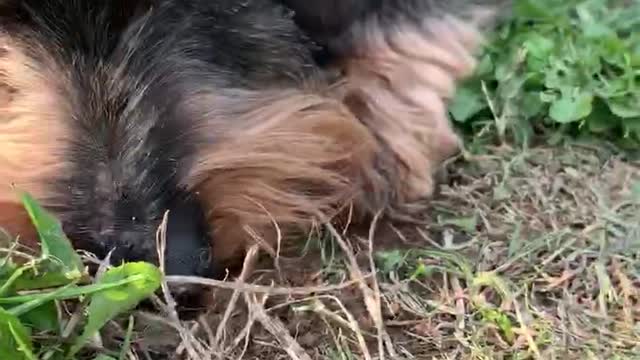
[[0, 33, 217, 284]]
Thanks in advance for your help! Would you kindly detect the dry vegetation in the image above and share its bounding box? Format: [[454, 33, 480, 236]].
[[105, 143, 639, 360]]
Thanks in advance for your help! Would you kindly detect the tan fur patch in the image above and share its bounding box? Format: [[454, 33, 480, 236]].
[[0, 36, 71, 232], [184, 89, 380, 265], [334, 9, 495, 210], [0, 201, 39, 252]]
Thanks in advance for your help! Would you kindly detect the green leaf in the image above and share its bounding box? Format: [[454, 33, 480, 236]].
[[549, 92, 594, 123], [70, 262, 162, 357], [409, 263, 429, 280], [0, 258, 18, 280], [480, 308, 515, 343], [13, 273, 74, 292], [622, 118, 640, 139], [0, 307, 35, 360], [583, 21, 615, 39], [3, 254, 85, 294], [586, 99, 619, 133], [0, 277, 153, 305], [94, 355, 117, 360], [475, 54, 494, 77], [375, 250, 407, 273], [514, 0, 555, 19], [13, 259, 80, 291], [449, 85, 487, 123], [608, 97, 640, 118], [20, 192, 83, 277], [9, 281, 77, 317], [523, 33, 555, 59], [18, 301, 59, 333], [520, 91, 545, 118], [0, 263, 26, 296]]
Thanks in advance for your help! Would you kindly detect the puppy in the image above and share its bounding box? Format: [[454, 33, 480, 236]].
[[0, 0, 504, 288]]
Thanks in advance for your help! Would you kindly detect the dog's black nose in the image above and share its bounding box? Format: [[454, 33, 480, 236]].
[[163, 194, 215, 278]]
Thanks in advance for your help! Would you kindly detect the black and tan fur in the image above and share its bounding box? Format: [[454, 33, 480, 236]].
[[0, 0, 506, 282]]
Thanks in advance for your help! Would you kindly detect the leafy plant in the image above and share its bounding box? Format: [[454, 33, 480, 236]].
[[0, 193, 162, 359], [450, 0, 640, 148]]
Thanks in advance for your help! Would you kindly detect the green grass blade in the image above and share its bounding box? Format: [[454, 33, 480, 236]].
[[20, 192, 83, 277], [0, 307, 35, 360]]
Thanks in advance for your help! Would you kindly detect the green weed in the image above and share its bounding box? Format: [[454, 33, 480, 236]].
[[0, 193, 162, 360], [450, 0, 640, 149]]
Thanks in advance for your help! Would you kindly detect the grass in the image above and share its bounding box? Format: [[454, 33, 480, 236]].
[[2, 0, 640, 359], [450, 0, 640, 149], [0, 194, 162, 360], [175, 143, 637, 360]]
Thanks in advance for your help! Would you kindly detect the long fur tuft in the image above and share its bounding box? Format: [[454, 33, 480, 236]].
[[328, 5, 499, 217], [182, 88, 379, 266]]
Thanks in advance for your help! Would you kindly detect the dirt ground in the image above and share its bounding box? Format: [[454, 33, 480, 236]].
[[97, 142, 639, 360]]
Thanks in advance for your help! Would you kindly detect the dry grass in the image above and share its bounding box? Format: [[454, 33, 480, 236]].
[[92, 141, 639, 360]]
